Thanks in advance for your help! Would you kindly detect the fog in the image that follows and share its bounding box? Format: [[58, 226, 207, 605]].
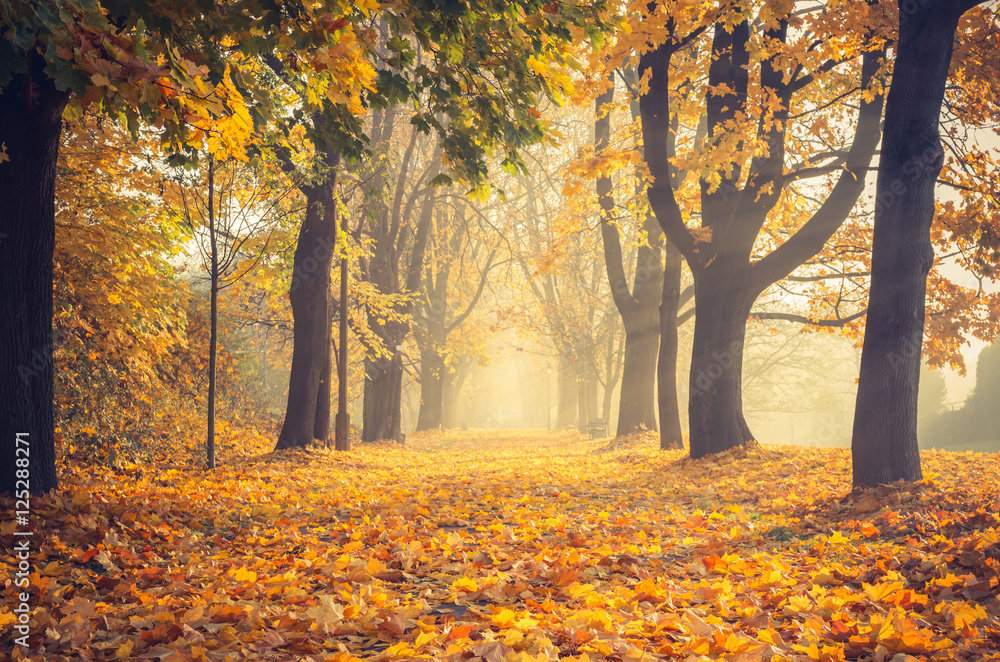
[[391, 319, 998, 453]]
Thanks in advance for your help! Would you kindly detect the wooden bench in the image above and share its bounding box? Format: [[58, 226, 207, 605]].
[[588, 417, 609, 439]]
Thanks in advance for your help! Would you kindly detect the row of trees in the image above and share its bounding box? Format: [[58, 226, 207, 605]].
[[579, 0, 1000, 486], [3, 0, 1000, 494]]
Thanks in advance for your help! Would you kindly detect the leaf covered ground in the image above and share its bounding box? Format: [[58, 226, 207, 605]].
[[3, 431, 1000, 662]]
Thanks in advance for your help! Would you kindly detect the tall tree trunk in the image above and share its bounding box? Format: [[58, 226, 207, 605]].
[[363, 355, 403, 441], [618, 327, 659, 432], [416, 260, 449, 431], [362, 139, 438, 442], [852, 0, 983, 486], [0, 57, 69, 495], [314, 169, 337, 444], [276, 150, 339, 449], [556, 354, 577, 428], [596, 76, 665, 437], [314, 287, 332, 444], [416, 351, 445, 430], [602, 324, 624, 420], [577, 365, 589, 433], [207, 160, 218, 469], [687, 259, 755, 457], [335, 195, 351, 451], [658, 242, 684, 449], [441, 356, 468, 428]]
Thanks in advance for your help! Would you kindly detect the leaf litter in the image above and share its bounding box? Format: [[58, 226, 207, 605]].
[[2, 429, 1000, 662]]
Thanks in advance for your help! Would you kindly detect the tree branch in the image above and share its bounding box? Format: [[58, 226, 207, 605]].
[[750, 43, 887, 293], [750, 308, 867, 326]]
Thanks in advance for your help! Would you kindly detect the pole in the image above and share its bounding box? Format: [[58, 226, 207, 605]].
[[207, 158, 217, 470], [335, 169, 351, 451]]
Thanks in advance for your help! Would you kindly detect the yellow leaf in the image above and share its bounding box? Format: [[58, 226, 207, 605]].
[[864, 581, 904, 602], [232, 567, 257, 583], [492, 607, 518, 629], [115, 639, 135, 659], [415, 629, 436, 649], [452, 576, 478, 592], [40, 561, 65, 577], [384, 641, 413, 656]]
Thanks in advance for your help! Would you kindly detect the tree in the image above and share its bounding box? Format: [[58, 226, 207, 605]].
[[563, 57, 697, 445], [264, 3, 609, 446], [0, 0, 290, 494], [594, 74, 672, 441], [358, 123, 439, 443], [964, 339, 1000, 444], [171, 155, 293, 465], [638, 1, 888, 458], [514, 163, 615, 431], [413, 200, 498, 431], [52, 117, 192, 459], [271, 137, 344, 450], [851, 0, 989, 486]]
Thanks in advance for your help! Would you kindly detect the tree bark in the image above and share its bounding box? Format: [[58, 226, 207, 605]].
[[363, 354, 404, 441], [416, 350, 445, 430], [687, 258, 756, 457], [441, 356, 469, 428], [314, 278, 332, 443], [595, 76, 665, 437], [415, 224, 453, 432], [556, 354, 577, 428], [658, 241, 684, 449], [275, 149, 339, 449], [851, 0, 984, 486], [0, 56, 69, 495]]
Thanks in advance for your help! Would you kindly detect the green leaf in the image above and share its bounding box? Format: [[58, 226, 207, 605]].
[[428, 173, 453, 188]]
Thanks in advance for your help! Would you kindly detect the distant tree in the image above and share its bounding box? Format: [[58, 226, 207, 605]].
[[917, 364, 947, 425], [965, 339, 1000, 443], [591, 69, 692, 446], [413, 201, 498, 431]]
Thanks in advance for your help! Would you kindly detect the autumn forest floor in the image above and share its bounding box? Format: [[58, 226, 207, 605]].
[[3, 430, 1000, 662]]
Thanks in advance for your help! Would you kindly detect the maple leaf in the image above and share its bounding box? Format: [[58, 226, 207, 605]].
[[471, 641, 514, 662], [305, 595, 345, 633]]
